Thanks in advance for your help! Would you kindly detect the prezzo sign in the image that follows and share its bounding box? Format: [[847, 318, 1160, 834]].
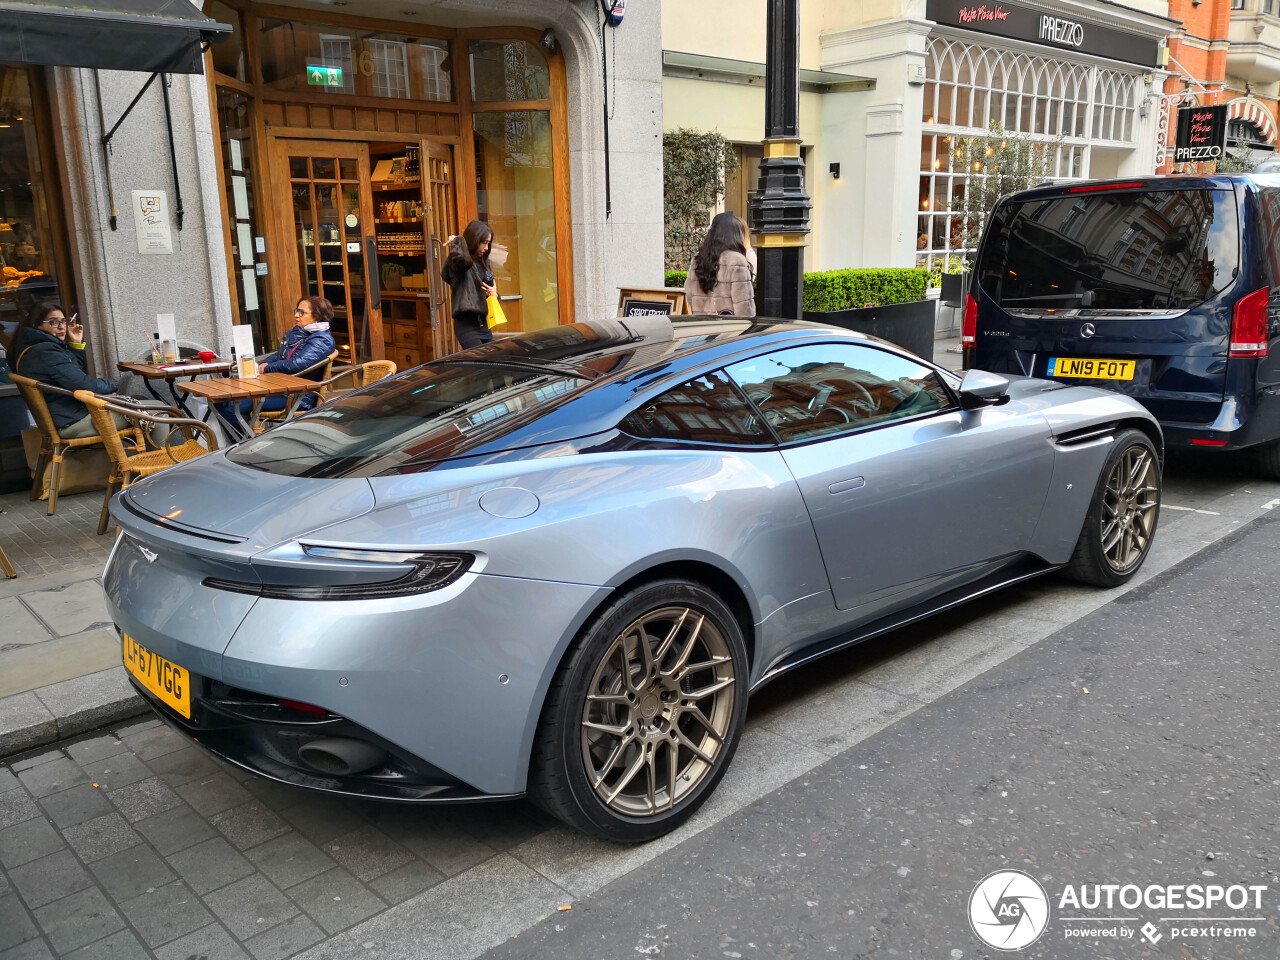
[[926, 0, 1160, 68], [1040, 14, 1084, 48], [1175, 105, 1228, 162]]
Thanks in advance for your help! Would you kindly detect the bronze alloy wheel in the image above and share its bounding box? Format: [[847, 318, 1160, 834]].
[[1100, 444, 1159, 573], [579, 605, 737, 817], [1063, 428, 1162, 588]]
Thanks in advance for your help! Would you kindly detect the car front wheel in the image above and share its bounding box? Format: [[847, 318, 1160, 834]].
[[1062, 427, 1161, 587], [530, 579, 748, 842]]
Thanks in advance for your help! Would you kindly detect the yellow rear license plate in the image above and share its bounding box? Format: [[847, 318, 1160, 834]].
[[1047, 357, 1136, 381], [122, 634, 191, 719]]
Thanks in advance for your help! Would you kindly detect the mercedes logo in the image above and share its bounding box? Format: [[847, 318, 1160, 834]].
[[1080, 322, 1096, 339]]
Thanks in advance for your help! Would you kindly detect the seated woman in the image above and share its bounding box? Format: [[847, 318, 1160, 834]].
[[12, 301, 122, 438], [220, 296, 336, 422]]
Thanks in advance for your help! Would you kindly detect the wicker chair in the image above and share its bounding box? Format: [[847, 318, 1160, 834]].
[[8, 373, 140, 516], [255, 349, 339, 427], [0, 506, 15, 579], [74, 391, 219, 535], [318, 360, 398, 399]]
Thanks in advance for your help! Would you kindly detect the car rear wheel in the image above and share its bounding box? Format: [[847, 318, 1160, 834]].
[[529, 579, 748, 842], [1256, 440, 1280, 480], [1062, 428, 1161, 587]]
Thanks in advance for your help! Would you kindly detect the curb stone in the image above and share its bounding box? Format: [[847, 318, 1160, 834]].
[[0, 666, 146, 758]]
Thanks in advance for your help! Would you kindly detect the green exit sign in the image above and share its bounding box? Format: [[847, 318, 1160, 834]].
[[307, 65, 343, 87]]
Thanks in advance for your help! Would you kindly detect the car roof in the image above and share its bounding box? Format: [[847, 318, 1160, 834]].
[[394, 317, 924, 466], [451, 316, 817, 377], [1001, 173, 1280, 205]]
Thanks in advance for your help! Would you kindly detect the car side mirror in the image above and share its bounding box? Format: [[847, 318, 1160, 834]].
[[958, 370, 1011, 411]]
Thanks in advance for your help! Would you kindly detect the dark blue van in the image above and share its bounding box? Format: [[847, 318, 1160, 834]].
[[966, 174, 1280, 474]]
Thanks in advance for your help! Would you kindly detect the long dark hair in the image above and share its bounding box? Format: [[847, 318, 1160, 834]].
[[693, 212, 747, 294], [459, 219, 493, 269], [296, 296, 335, 325], [22, 301, 65, 329]]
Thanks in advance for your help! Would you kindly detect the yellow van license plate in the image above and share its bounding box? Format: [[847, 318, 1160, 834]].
[[1048, 357, 1136, 381], [122, 634, 190, 718]]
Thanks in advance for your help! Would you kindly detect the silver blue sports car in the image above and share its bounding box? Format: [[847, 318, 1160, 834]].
[[104, 317, 1162, 841]]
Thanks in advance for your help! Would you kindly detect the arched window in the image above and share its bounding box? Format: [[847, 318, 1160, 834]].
[[919, 36, 1140, 273]]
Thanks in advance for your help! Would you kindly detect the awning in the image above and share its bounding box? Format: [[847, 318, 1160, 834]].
[[0, 0, 231, 75]]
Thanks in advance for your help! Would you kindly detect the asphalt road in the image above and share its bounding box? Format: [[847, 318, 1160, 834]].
[[479, 515, 1280, 960]]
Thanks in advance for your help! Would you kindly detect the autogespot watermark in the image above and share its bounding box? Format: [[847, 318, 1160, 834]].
[[967, 871, 1269, 951]]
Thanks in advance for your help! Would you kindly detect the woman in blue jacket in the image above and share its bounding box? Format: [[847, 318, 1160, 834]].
[[12, 301, 120, 436], [222, 296, 336, 420]]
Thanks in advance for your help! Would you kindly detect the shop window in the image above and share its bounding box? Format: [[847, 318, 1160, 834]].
[[205, 1, 247, 83], [469, 40, 550, 102], [215, 86, 272, 350], [0, 67, 64, 325], [474, 110, 558, 332], [419, 41, 452, 102], [258, 20, 455, 103], [369, 39, 409, 99]]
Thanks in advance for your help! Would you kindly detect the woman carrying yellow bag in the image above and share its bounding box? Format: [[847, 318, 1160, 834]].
[[441, 219, 498, 350], [486, 292, 507, 330]]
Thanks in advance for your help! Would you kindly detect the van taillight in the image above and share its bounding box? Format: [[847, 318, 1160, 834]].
[[1230, 288, 1269, 358], [962, 293, 978, 346]]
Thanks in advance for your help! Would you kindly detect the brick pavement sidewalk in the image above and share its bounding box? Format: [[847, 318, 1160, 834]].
[[0, 490, 146, 757], [0, 716, 553, 960]]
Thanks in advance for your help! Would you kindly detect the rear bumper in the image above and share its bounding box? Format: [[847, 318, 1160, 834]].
[[106, 541, 610, 796], [127, 671, 506, 802]]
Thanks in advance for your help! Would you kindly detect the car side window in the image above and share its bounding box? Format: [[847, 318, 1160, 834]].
[[620, 369, 773, 446], [725, 343, 954, 444]]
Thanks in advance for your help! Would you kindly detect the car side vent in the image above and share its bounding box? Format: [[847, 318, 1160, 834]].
[[1054, 425, 1116, 448]]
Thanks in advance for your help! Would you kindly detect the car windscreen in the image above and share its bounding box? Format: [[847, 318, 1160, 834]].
[[226, 362, 587, 478], [976, 187, 1239, 316]]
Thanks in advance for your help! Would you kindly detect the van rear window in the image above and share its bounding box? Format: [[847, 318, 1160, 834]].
[[976, 188, 1238, 315]]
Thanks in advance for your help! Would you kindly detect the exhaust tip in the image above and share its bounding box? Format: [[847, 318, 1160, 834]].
[[298, 738, 387, 776]]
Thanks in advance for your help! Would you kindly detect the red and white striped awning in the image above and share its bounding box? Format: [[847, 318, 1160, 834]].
[[1227, 98, 1276, 144]]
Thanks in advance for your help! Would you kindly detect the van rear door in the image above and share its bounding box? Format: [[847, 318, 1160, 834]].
[[972, 183, 1240, 423]]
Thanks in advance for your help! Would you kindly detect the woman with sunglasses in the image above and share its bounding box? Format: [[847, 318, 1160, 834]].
[[12, 301, 120, 438]]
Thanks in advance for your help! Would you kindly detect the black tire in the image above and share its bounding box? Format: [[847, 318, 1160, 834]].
[[529, 578, 749, 843], [1256, 440, 1280, 480], [1061, 428, 1161, 587]]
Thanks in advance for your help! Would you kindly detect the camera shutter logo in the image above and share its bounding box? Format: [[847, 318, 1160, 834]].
[[969, 870, 1050, 951]]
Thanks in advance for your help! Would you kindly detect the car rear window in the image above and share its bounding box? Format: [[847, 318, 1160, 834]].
[[226, 362, 586, 478], [976, 187, 1239, 316]]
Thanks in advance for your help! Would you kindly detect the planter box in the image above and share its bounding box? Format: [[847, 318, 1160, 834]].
[[803, 298, 937, 360]]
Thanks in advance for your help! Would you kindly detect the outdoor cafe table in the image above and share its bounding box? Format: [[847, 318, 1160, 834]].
[[176, 372, 316, 441], [117, 359, 233, 418]]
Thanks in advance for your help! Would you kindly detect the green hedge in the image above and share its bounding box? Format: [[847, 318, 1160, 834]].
[[802, 268, 929, 312], [669, 266, 928, 311]]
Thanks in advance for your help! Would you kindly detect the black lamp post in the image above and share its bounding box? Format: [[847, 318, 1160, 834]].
[[748, 0, 811, 319]]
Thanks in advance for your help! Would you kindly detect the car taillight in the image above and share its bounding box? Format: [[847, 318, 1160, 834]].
[[1066, 181, 1145, 194], [962, 293, 978, 347], [1230, 288, 1269, 358]]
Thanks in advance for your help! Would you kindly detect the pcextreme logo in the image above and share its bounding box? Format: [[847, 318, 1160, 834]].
[[967, 872, 1270, 950]]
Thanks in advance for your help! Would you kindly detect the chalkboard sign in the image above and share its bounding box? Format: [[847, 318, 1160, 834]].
[[617, 287, 687, 316], [621, 299, 675, 317]]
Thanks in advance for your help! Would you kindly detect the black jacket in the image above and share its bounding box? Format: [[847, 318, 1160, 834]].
[[440, 238, 492, 319], [13, 326, 117, 429]]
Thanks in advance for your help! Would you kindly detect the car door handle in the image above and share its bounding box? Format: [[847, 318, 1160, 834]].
[[828, 477, 865, 494]]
